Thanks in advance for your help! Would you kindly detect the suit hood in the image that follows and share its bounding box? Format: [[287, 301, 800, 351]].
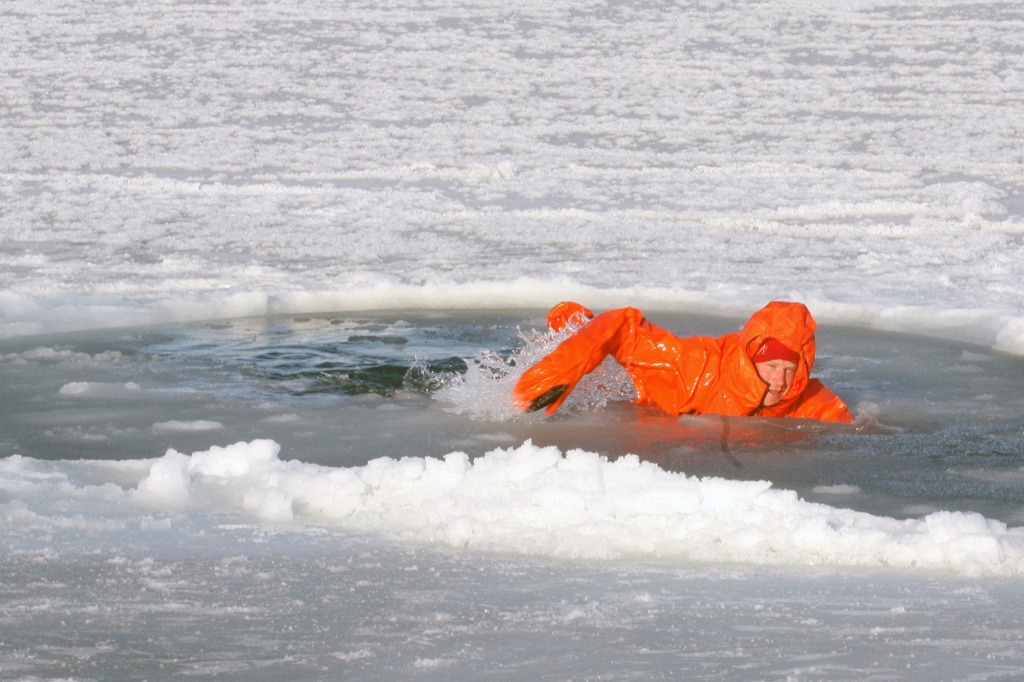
[[739, 301, 817, 402]]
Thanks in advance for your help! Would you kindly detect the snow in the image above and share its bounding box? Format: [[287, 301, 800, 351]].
[[120, 438, 1024, 575]]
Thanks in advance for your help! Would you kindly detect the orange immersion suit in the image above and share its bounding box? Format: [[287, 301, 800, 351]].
[[512, 301, 853, 424]]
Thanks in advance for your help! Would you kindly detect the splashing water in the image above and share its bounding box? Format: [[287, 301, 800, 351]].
[[434, 318, 638, 421]]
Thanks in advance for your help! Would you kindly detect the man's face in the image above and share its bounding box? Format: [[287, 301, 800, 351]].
[[755, 359, 798, 407]]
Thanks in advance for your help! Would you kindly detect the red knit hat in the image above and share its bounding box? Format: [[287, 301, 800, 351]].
[[752, 338, 800, 364]]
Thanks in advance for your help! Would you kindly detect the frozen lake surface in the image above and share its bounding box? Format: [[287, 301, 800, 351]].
[[4, 0, 1024, 678]]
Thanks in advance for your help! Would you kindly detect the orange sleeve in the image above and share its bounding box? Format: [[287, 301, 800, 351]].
[[512, 307, 647, 414], [513, 306, 714, 415]]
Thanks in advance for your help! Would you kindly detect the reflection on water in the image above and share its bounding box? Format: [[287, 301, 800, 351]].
[[1, 309, 1023, 523]]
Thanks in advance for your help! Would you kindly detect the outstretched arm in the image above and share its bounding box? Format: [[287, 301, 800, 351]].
[[513, 306, 647, 414]]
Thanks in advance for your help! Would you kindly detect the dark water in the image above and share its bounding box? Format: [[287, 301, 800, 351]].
[[2, 309, 1023, 524]]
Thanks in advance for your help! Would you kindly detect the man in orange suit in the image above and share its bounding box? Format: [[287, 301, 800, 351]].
[[513, 301, 852, 423]]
